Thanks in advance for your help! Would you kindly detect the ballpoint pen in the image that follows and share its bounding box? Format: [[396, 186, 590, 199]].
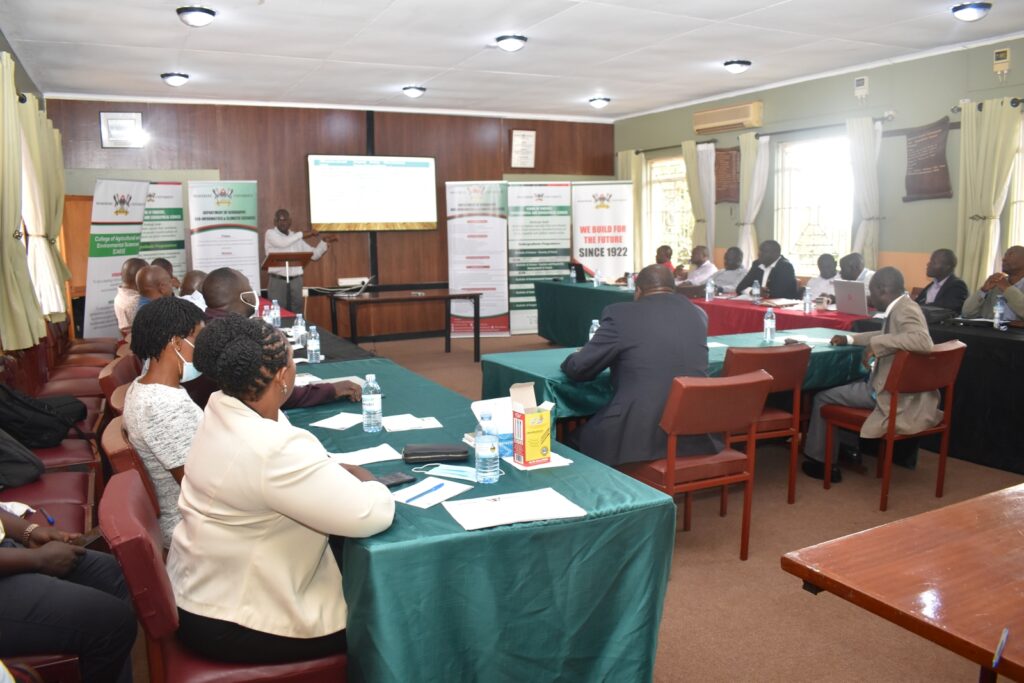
[[993, 627, 1010, 668], [405, 482, 444, 504], [38, 507, 55, 526]]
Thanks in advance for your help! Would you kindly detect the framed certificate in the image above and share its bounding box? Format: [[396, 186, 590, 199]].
[[99, 112, 146, 148]]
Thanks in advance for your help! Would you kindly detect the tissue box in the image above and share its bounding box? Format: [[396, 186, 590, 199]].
[[511, 382, 554, 467]]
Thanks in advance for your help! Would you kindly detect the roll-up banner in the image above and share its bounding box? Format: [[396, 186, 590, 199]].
[[507, 183, 571, 335], [82, 179, 150, 338], [140, 182, 186, 281], [445, 182, 510, 337], [187, 181, 260, 290], [570, 181, 634, 280]]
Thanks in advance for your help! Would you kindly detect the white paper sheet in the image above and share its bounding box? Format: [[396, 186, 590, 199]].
[[442, 487, 587, 531], [393, 476, 472, 509], [470, 397, 515, 435], [783, 334, 834, 345], [0, 501, 33, 517], [294, 374, 364, 388], [310, 411, 363, 430], [328, 443, 402, 466], [502, 452, 573, 471], [382, 414, 442, 432], [707, 341, 727, 348]]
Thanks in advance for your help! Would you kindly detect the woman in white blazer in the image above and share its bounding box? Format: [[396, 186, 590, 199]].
[[166, 315, 394, 664]]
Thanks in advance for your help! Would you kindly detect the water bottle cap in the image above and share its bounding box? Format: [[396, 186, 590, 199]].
[[366, 374, 375, 381], [272, 299, 279, 305], [481, 412, 492, 421], [309, 325, 317, 331], [591, 319, 599, 324]]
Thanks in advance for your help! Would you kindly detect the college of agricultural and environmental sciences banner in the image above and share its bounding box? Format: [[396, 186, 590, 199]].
[[140, 182, 186, 279], [187, 181, 260, 290], [446, 182, 510, 337], [570, 181, 634, 280], [507, 182, 572, 335], [83, 179, 149, 338]]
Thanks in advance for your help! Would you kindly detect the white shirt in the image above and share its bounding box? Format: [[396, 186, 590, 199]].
[[264, 229, 328, 277], [178, 290, 207, 311], [844, 293, 906, 344], [710, 267, 747, 294], [113, 285, 140, 331], [679, 260, 718, 287], [923, 276, 949, 305], [759, 256, 781, 288], [805, 275, 836, 300], [841, 268, 875, 285]]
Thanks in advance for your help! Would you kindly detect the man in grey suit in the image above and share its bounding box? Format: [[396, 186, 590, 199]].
[[802, 267, 940, 481], [561, 264, 719, 467]]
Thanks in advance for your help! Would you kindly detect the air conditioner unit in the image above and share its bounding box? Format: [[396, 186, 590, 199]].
[[693, 101, 764, 135]]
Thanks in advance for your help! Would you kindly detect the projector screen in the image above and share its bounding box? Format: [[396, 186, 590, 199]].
[[308, 155, 438, 231]]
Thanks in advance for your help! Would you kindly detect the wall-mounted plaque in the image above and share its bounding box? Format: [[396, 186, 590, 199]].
[[99, 112, 146, 148]]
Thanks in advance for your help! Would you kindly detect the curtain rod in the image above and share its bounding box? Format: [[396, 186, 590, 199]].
[[635, 139, 717, 155], [754, 113, 894, 139], [950, 96, 1022, 113]]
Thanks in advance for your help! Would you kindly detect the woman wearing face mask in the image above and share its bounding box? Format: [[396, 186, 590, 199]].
[[123, 296, 206, 547], [167, 316, 394, 664]]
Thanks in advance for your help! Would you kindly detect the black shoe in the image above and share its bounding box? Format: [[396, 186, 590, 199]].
[[801, 458, 843, 483], [838, 443, 862, 466]]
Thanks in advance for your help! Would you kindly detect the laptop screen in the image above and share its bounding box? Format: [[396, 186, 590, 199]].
[[833, 279, 869, 317]]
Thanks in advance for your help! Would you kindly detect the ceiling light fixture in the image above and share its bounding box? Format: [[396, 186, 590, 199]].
[[950, 2, 992, 21], [588, 96, 611, 109], [161, 72, 190, 87], [495, 34, 528, 52], [176, 6, 217, 27], [402, 86, 426, 98], [723, 59, 752, 74]]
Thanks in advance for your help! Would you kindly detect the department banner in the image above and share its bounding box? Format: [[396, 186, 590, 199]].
[[83, 179, 149, 338], [140, 182, 186, 280], [187, 181, 259, 290], [507, 182, 571, 335], [446, 182, 510, 337], [570, 181, 634, 281]]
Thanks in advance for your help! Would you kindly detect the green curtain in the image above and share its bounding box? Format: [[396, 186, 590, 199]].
[[0, 52, 45, 350]]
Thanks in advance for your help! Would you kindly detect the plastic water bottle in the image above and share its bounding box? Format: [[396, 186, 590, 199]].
[[751, 279, 762, 304], [763, 307, 776, 342], [306, 325, 321, 364], [588, 319, 599, 341], [626, 272, 635, 292], [362, 374, 382, 433], [705, 278, 715, 301], [262, 304, 273, 326], [270, 299, 282, 327], [567, 264, 575, 282], [593, 269, 602, 287], [993, 296, 1006, 330], [802, 288, 814, 314], [293, 314, 307, 345], [474, 412, 500, 484]]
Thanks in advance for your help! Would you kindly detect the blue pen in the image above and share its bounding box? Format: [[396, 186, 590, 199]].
[[38, 507, 55, 526], [405, 481, 444, 504]]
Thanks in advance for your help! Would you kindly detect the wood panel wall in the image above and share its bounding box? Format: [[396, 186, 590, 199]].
[[47, 99, 614, 337]]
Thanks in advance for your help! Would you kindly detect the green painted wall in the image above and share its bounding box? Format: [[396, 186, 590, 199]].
[[615, 37, 1024, 256]]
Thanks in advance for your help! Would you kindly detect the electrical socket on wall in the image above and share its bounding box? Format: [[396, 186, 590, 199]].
[[854, 75, 868, 102], [302, 287, 310, 298], [994, 47, 1010, 81]]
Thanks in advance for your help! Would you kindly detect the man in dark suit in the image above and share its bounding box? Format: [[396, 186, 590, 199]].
[[914, 248, 968, 312], [735, 240, 798, 299], [560, 264, 718, 466]]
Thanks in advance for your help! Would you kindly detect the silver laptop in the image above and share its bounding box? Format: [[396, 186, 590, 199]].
[[833, 279, 869, 317]]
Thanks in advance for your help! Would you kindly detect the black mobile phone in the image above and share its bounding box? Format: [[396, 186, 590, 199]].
[[71, 527, 104, 547], [376, 471, 416, 487]]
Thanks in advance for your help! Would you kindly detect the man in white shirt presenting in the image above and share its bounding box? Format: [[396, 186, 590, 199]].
[[263, 208, 329, 313], [674, 245, 718, 287]]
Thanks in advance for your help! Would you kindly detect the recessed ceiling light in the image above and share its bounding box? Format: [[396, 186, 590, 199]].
[[495, 34, 528, 52], [723, 59, 752, 74], [161, 72, 190, 87], [588, 97, 611, 110], [951, 2, 992, 21], [402, 86, 426, 98], [176, 6, 217, 28]]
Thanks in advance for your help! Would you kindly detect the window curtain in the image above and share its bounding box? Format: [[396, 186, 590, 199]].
[[617, 149, 645, 271], [1008, 116, 1024, 248], [681, 141, 717, 253], [43, 115, 71, 283], [955, 97, 1022, 290], [847, 117, 882, 270], [737, 132, 770, 267], [0, 52, 45, 350], [19, 94, 67, 316]]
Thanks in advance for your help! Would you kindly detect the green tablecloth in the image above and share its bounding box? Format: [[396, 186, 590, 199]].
[[535, 280, 634, 346], [286, 358, 675, 683], [481, 327, 867, 418]]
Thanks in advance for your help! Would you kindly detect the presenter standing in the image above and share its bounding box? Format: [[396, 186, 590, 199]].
[[264, 208, 329, 313]]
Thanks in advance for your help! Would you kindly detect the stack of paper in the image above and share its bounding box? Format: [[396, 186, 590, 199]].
[[328, 444, 402, 466], [294, 374, 364, 388], [442, 488, 586, 531], [310, 412, 363, 430], [393, 476, 472, 509], [382, 414, 442, 432], [502, 452, 573, 471]]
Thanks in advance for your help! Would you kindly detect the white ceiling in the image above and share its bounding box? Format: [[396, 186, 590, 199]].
[[1, 0, 1023, 122]]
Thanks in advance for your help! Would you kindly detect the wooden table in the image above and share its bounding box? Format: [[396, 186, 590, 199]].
[[328, 289, 481, 361], [781, 484, 1024, 681]]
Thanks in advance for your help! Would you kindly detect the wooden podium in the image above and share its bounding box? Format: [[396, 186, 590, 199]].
[[261, 251, 312, 282]]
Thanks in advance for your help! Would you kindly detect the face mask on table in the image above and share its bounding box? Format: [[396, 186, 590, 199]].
[[411, 463, 501, 483]]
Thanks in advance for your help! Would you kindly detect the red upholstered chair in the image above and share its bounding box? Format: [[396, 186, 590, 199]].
[[31, 438, 104, 501], [102, 416, 160, 516], [722, 344, 811, 504], [100, 471, 349, 683], [0, 471, 94, 532], [98, 354, 141, 406], [618, 370, 773, 560], [821, 340, 967, 511], [110, 383, 129, 417], [2, 654, 81, 682]]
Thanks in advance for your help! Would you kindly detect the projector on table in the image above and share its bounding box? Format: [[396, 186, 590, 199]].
[[335, 276, 374, 297]]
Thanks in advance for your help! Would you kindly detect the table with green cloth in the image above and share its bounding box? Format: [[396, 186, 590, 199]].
[[481, 327, 866, 418], [286, 357, 676, 683], [535, 280, 633, 346]]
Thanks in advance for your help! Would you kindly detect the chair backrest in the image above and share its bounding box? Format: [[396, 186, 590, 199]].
[[101, 416, 161, 515], [99, 354, 141, 402], [99, 470, 179, 640], [659, 370, 774, 437], [721, 344, 811, 394], [883, 340, 967, 395]]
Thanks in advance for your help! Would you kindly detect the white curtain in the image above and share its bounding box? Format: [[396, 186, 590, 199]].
[[1008, 116, 1024, 248], [847, 117, 882, 270], [737, 133, 770, 267], [955, 98, 1022, 290], [618, 149, 646, 271], [680, 141, 705, 250], [697, 143, 716, 252]]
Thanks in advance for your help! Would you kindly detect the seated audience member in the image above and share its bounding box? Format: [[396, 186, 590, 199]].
[[802, 267, 938, 482], [150, 257, 182, 292], [675, 245, 718, 286], [838, 252, 875, 287], [804, 254, 838, 300], [184, 267, 361, 409], [135, 265, 174, 309], [0, 508, 136, 682], [123, 297, 206, 547], [113, 256, 147, 335], [178, 269, 207, 310], [708, 246, 748, 294], [914, 248, 968, 312], [560, 265, 719, 466], [736, 240, 798, 299], [962, 245, 1024, 321], [167, 316, 394, 664], [655, 244, 674, 273]]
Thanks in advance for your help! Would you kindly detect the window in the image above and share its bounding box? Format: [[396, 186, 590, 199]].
[[645, 157, 695, 265], [774, 136, 854, 276]]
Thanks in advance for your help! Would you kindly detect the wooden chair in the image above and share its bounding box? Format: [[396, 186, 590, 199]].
[[101, 416, 160, 516], [821, 340, 967, 511], [618, 370, 773, 560], [99, 471, 348, 683], [722, 344, 811, 504], [98, 354, 141, 406]]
